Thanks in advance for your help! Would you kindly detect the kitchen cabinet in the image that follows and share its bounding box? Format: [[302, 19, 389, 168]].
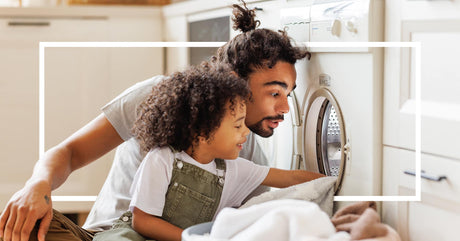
[[0, 6, 163, 213], [382, 0, 460, 240], [382, 147, 459, 241]]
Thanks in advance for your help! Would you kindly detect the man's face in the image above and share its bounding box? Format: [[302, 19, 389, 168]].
[[245, 61, 297, 137]]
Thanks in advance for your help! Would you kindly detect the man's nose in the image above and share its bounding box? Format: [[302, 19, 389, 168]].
[[277, 96, 290, 115]]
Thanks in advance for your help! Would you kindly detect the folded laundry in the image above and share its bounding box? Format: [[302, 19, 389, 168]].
[[210, 199, 350, 241], [332, 201, 377, 219], [183, 184, 401, 241], [331, 201, 388, 240], [240, 176, 337, 216]]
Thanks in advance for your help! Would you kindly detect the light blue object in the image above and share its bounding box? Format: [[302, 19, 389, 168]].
[[182, 222, 213, 241]]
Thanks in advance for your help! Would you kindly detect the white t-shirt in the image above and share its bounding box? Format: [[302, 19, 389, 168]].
[[82, 76, 270, 231], [130, 147, 269, 220]]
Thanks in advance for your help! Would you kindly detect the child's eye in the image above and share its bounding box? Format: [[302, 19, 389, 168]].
[[235, 125, 242, 129]]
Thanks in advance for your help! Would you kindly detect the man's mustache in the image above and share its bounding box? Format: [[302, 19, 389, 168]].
[[263, 115, 284, 121]]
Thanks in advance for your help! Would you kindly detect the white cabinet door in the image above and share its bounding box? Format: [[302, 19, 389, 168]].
[[0, 17, 112, 212], [0, 15, 164, 212], [383, 0, 460, 160], [0, 20, 41, 201], [382, 146, 460, 241], [383, 1, 460, 240]]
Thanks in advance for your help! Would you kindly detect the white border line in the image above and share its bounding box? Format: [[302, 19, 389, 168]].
[[415, 41, 422, 200], [39, 41, 421, 202], [40, 42, 227, 48]]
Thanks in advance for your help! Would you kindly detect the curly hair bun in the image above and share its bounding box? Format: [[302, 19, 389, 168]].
[[232, 0, 260, 33]]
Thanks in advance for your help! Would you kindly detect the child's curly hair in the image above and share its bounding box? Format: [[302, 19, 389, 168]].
[[214, 0, 311, 79], [132, 63, 250, 153]]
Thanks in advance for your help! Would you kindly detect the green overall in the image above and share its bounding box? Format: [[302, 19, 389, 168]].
[[93, 152, 226, 241]]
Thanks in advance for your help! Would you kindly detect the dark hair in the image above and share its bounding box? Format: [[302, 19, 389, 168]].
[[132, 63, 250, 153], [215, 0, 311, 79]]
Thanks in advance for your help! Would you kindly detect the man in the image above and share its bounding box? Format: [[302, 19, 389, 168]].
[[0, 1, 309, 241]]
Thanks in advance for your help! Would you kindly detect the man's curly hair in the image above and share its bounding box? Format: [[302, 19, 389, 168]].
[[214, 0, 311, 79], [132, 63, 250, 153]]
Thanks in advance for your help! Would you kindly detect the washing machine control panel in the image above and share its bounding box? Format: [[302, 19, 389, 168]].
[[280, 6, 311, 43], [310, 0, 371, 52]]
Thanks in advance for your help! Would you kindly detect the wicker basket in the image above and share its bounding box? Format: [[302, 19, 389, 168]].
[[68, 0, 171, 5]]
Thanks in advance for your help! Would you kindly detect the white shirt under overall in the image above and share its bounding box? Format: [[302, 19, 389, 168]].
[[130, 147, 269, 220]]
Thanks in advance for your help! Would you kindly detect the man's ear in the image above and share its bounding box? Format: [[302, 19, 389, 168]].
[[230, 70, 239, 77]]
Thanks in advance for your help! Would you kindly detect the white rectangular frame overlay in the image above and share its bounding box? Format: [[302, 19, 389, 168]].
[[39, 41, 421, 202]]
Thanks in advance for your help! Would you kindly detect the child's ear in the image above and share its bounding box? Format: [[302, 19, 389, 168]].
[[198, 136, 207, 143], [198, 134, 213, 144]]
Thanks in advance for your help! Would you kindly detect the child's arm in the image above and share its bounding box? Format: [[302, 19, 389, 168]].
[[261, 168, 326, 188], [132, 207, 182, 241]]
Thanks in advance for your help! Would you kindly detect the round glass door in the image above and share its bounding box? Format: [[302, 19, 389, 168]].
[[318, 101, 341, 177], [303, 88, 347, 193]]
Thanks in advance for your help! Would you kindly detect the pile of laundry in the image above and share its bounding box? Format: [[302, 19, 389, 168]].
[[184, 177, 401, 241]]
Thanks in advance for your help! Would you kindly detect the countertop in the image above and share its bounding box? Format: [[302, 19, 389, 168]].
[[0, 5, 162, 18]]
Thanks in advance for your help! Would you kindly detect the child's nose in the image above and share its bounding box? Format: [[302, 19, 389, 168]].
[[242, 123, 250, 137]]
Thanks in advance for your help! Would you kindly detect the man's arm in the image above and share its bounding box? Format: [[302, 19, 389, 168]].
[[0, 114, 124, 241], [132, 207, 182, 241], [261, 168, 326, 188]]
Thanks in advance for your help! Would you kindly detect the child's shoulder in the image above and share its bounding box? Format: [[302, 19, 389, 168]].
[[225, 157, 252, 167], [227, 157, 270, 170], [143, 146, 175, 165]]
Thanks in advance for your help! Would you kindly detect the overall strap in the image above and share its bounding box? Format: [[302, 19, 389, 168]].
[[214, 158, 226, 186], [168, 145, 178, 154]]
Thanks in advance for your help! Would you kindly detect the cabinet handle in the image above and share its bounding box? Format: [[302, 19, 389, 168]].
[[403, 170, 447, 182], [8, 21, 50, 27]]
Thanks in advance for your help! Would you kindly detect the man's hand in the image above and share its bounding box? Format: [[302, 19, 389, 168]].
[[0, 180, 53, 241]]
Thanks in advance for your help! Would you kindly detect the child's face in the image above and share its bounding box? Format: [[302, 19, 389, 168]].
[[205, 98, 250, 160]]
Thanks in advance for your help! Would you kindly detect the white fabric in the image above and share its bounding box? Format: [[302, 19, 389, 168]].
[[129, 147, 270, 219], [240, 176, 337, 217], [184, 204, 401, 241], [83, 76, 270, 231], [209, 199, 351, 241]]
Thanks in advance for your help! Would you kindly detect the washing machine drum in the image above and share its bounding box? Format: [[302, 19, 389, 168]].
[[302, 88, 348, 193]]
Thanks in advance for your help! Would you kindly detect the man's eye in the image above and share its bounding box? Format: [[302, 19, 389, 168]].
[[271, 93, 279, 97]]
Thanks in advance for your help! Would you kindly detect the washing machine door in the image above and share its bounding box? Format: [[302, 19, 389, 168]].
[[257, 80, 348, 194], [302, 88, 349, 193]]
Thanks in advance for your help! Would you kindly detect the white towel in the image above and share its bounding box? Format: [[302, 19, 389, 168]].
[[209, 199, 351, 241], [240, 176, 337, 217]]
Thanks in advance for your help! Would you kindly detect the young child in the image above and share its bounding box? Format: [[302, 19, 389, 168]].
[[94, 63, 324, 241]]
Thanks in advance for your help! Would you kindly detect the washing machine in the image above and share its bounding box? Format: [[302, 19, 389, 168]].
[[267, 0, 384, 198]]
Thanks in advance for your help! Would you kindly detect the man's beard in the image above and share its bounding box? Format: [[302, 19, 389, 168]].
[[247, 115, 284, 138]]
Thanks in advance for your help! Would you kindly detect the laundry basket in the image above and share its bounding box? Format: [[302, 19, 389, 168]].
[[181, 221, 213, 241]]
